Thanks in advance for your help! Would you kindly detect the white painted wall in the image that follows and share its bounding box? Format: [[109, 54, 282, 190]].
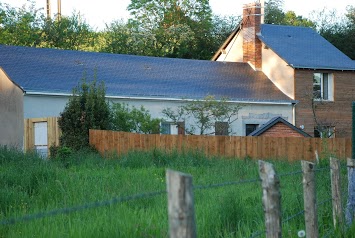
[[214, 32, 295, 99], [262, 43, 295, 99], [24, 94, 294, 136], [215, 31, 244, 62]]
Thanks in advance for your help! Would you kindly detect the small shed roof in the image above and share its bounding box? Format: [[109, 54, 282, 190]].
[[248, 117, 311, 137]]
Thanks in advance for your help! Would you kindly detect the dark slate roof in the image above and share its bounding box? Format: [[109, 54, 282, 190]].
[[248, 116, 311, 137], [0, 45, 293, 103], [259, 24, 355, 71]]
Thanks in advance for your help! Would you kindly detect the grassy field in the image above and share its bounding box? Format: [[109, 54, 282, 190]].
[[0, 146, 352, 237]]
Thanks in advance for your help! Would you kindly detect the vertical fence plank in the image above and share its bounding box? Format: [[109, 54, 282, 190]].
[[301, 160, 319, 238], [166, 169, 197, 238], [258, 160, 282, 238], [88, 130, 352, 159], [330, 157, 343, 229], [346, 158, 355, 225]]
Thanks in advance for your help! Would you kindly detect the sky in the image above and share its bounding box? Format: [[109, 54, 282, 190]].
[[1, 0, 354, 30]]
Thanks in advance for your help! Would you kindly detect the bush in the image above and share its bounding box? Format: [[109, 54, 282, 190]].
[[58, 77, 110, 150], [110, 103, 161, 134]]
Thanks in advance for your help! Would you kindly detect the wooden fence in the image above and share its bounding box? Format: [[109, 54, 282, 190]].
[[89, 130, 352, 161], [167, 158, 355, 237]]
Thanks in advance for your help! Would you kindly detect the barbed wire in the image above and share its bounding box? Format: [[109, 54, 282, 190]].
[[0, 190, 166, 226], [315, 167, 330, 172], [317, 197, 332, 207], [282, 210, 305, 223], [249, 230, 265, 238], [278, 170, 302, 178], [193, 178, 261, 190]]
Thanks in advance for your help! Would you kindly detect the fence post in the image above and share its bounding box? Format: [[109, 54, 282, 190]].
[[258, 160, 282, 238], [166, 169, 197, 238], [301, 160, 319, 238], [330, 157, 343, 229], [346, 158, 355, 226]]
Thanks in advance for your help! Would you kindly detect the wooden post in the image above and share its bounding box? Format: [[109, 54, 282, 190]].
[[330, 157, 343, 228], [301, 160, 319, 238], [166, 169, 197, 238], [258, 160, 282, 238], [346, 158, 355, 226]]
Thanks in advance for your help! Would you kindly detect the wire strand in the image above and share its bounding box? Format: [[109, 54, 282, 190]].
[[0, 190, 166, 226]]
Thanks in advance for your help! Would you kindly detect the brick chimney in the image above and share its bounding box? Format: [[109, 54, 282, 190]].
[[242, 2, 262, 70]]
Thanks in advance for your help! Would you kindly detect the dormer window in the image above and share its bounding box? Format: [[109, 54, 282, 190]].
[[313, 73, 333, 101]]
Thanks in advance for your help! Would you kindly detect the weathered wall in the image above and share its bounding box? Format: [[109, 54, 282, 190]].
[[24, 94, 294, 136], [295, 70, 355, 137], [0, 68, 24, 148]]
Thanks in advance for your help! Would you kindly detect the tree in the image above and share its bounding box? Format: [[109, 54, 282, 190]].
[[313, 6, 355, 59], [41, 12, 96, 51], [58, 76, 110, 150], [162, 96, 243, 135], [0, 1, 44, 46], [110, 103, 160, 134], [264, 0, 315, 28], [126, 0, 216, 59], [264, 0, 285, 25]]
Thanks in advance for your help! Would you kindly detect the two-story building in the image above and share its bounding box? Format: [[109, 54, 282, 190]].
[[213, 2, 355, 137]]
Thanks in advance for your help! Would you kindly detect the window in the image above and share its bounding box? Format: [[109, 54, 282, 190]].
[[215, 122, 229, 135], [246, 124, 258, 136], [161, 122, 185, 135], [313, 73, 333, 101], [314, 126, 335, 138]]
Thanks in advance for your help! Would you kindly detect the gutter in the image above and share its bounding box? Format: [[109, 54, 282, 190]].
[[25, 91, 297, 106], [290, 64, 355, 71]]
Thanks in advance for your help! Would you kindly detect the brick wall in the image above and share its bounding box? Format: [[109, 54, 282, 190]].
[[295, 69, 355, 138], [259, 122, 306, 137], [242, 3, 262, 70]]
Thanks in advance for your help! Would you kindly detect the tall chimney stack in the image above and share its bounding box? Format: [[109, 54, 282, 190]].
[[242, 2, 262, 70]]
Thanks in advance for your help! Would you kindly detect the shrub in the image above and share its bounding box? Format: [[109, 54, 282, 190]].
[[110, 103, 161, 134], [58, 76, 110, 150]]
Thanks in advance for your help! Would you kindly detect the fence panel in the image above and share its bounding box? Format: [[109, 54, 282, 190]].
[[89, 130, 352, 160]]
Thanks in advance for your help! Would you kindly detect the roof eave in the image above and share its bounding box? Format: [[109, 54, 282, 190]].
[[211, 22, 242, 61], [291, 65, 355, 71], [24, 91, 296, 105]]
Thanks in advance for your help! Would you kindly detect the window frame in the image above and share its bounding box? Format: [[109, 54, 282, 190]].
[[314, 126, 335, 138], [245, 124, 259, 136], [160, 121, 185, 135], [313, 73, 334, 101]]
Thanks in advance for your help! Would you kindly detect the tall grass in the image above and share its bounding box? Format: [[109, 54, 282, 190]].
[[0, 146, 351, 237]]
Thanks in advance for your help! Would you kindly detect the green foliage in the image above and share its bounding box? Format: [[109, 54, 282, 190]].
[[0, 1, 44, 46], [58, 76, 110, 150], [121, 0, 219, 59], [162, 95, 243, 135], [315, 6, 355, 59], [265, 0, 315, 28], [110, 103, 160, 134], [1, 146, 348, 237], [40, 12, 96, 51]]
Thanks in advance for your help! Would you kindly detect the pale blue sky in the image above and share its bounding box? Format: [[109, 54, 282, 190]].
[[1, 0, 353, 30]]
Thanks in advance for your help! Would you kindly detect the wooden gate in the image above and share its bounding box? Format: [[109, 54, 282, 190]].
[[24, 117, 60, 156]]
